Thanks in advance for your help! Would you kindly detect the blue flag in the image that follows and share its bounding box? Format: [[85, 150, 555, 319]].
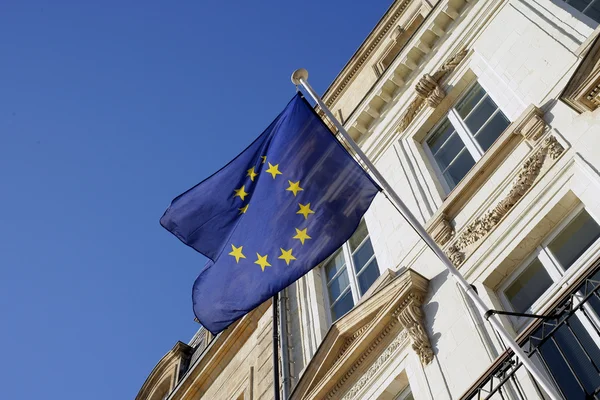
[[160, 94, 380, 334]]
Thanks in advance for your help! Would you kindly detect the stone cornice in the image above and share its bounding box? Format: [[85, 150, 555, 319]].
[[562, 33, 600, 113], [290, 270, 431, 400], [338, 0, 475, 142], [322, 0, 414, 108], [136, 341, 193, 400], [165, 301, 271, 400]]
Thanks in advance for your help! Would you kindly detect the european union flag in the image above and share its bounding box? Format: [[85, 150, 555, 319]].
[[160, 94, 380, 334]]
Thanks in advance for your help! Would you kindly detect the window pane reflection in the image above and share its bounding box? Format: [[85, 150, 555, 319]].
[[548, 210, 600, 270], [505, 258, 553, 313]]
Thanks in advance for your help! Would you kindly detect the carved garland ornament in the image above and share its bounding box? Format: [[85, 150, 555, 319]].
[[399, 48, 469, 131], [446, 136, 565, 266]]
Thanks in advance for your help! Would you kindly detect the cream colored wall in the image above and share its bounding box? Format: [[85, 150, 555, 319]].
[[196, 308, 275, 400], [285, 0, 600, 398]]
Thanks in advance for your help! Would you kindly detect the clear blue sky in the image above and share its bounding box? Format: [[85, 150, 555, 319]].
[[0, 1, 392, 399]]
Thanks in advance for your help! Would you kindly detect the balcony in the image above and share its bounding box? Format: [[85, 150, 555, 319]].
[[461, 259, 600, 400]]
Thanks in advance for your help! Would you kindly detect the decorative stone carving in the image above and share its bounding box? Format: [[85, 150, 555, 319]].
[[588, 83, 600, 108], [336, 323, 372, 361], [445, 136, 565, 266], [340, 331, 409, 400], [395, 296, 434, 365], [399, 48, 469, 131], [326, 319, 400, 399], [416, 73, 446, 107], [561, 34, 600, 113], [427, 213, 455, 246], [519, 114, 546, 142]]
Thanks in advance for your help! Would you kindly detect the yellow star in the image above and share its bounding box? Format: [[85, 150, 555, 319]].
[[286, 180, 304, 196], [254, 253, 272, 271], [247, 167, 258, 181], [278, 248, 297, 266], [228, 244, 246, 263], [238, 204, 249, 214], [293, 228, 311, 245], [233, 185, 249, 201], [265, 162, 282, 179], [297, 203, 315, 219], [261, 156, 267, 164]]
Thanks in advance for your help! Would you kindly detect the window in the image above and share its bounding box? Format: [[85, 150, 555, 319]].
[[423, 82, 510, 193], [562, 0, 600, 23], [323, 220, 380, 321], [501, 207, 600, 318]]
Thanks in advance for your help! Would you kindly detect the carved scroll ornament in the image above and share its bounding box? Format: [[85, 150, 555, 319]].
[[446, 136, 565, 266], [396, 297, 434, 365]]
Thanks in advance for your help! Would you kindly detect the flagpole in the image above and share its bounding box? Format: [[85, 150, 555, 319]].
[[291, 69, 562, 400], [272, 293, 281, 400]]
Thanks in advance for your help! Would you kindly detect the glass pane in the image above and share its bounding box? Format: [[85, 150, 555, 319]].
[[536, 317, 600, 398], [353, 238, 375, 272], [474, 112, 510, 151], [357, 259, 380, 295], [548, 210, 600, 270], [331, 290, 354, 321], [585, 0, 600, 22], [442, 149, 476, 190], [349, 221, 368, 252], [328, 268, 350, 303], [568, 0, 590, 13], [432, 132, 465, 171], [455, 83, 486, 119], [464, 96, 496, 135], [505, 258, 554, 313], [426, 118, 455, 154], [325, 250, 346, 283]]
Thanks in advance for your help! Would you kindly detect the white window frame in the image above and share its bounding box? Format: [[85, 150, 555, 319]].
[[561, 0, 600, 24], [499, 204, 600, 331], [394, 386, 414, 400], [423, 81, 509, 194], [322, 225, 379, 325]]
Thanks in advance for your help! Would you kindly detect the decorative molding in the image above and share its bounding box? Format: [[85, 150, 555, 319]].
[[293, 270, 429, 400], [399, 48, 469, 131], [517, 112, 546, 143], [426, 213, 455, 246], [326, 319, 400, 399], [395, 294, 434, 365], [323, 0, 413, 107], [340, 331, 409, 400], [326, 293, 433, 399], [336, 323, 372, 362], [561, 34, 600, 113], [446, 135, 565, 266]]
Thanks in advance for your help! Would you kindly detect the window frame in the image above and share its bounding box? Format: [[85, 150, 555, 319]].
[[422, 81, 509, 195], [321, 223, 379, 325], [561, 0, 600, 25], [499, 204, 600, 329], [394, 386, 414, 400]]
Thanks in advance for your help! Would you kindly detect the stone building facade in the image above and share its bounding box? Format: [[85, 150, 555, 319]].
[[137, 0, 600, 398]]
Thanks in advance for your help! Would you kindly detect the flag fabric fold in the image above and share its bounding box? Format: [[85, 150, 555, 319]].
[[160, 93, 380, 334]]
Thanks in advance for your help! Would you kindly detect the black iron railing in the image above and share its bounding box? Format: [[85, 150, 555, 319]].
[[461, 263, 600, 400]]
